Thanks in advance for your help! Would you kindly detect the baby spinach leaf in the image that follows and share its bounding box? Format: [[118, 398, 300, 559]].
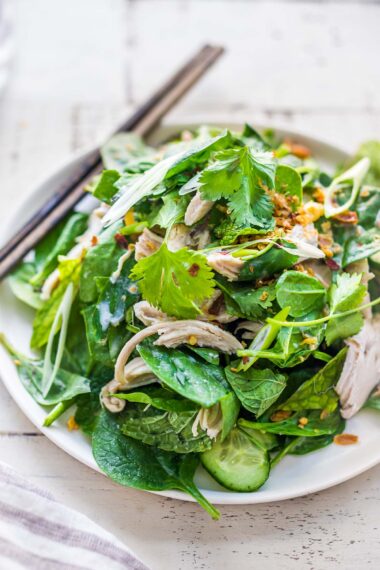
[[8, 263, 43, 310], [92, 410, 219, 519], [137, 340, 229, 407], [121, 406, 211, 453], [219, 392, 240, 440], [112, 386, 198, 413], [225, 366, 287, 417], [80, 221, 123, 303], [31, 258, 81, 349], [355, 186, 380, 229], [92, 170, 120, 204], [281, 348, 347, 412], [188, 346, 220, 365], [325, 273, 366, 345], [0, 334, 90, 406], [199, 146, 276, 228], [289, 410, 345, 455], [218, 278, 277, 320], [275, 271, 326, 317], [31, 212, 88, 288], [97, 255, 138, 331], [275, 164, 302, 209], [239, 243, 298, 281], [131, 243, 215, 319], [239, 409, 341, 437]]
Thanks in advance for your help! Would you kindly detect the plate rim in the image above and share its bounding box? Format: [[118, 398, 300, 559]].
[[1, 121, 379, 506]]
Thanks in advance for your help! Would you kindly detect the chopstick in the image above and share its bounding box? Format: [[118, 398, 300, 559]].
[[0, 44, 224, 281]]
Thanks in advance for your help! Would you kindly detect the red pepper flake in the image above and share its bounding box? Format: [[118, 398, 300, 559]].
[[188, 263, 200, 277], [91, 235, 99, 247], [242, 356, 250, 364], [114, 233, 129, 249], [334, 433, 359, 446], [270, 410, 292, 422], [325, 258, 340, 271]]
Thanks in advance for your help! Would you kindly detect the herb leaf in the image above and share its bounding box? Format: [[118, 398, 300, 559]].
[[275, 270, 326, 317], [131, 243, 215, 319], [325, 273, 366, 345]]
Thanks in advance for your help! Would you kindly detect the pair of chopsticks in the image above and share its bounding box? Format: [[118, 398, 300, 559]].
[[0, 44, 224, 281]]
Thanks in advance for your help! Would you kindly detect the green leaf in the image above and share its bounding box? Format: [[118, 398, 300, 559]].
[[219, 392, 241, 440], [214, 220, 270, 246], [188, 346, 220, 365], [364, 388, 380, 411], [275, 164, 302, 209], [92, 170, 120, 204], [239, 409, 342, 437], [239, 242, 298, 281], [31, 258, 81, 349], [225, 367, 287, 417], [137, 340, 229, 408], [289, 411, 345, 455], [79, 221, 123, 303], [112, 386, 198, 413], [150, 191, 189, 228], [0, 334, 90, 406], [352, 141, 380, 186], [275, 271, 326, 317], [92, 410, 220, 519], [8, 263, 43, 309], [218, 278, 277, 320], [30, 213, 88, 288], [199, 146, 276, 228], [325, 273, 366, 345], [121, 406, 211, 453], [281, 348, 347, 412], [130, 243, 215, 319]]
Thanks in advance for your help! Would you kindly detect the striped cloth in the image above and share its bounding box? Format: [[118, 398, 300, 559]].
[[0, 462, 150, 570]]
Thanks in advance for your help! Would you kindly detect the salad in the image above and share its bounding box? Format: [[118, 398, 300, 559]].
[[2, 125, 380, 520]]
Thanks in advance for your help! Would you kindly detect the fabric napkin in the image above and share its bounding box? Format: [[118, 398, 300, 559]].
[[0, 462, 150, 570]]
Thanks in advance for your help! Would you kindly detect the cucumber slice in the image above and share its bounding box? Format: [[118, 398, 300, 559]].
[[201, 427, 270, 492]]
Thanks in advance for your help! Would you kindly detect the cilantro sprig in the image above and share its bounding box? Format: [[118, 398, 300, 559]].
[[130, 243, 215, 319], [199, 146, 276, 228]]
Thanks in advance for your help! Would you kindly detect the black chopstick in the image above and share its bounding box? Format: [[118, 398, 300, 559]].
[[0, 44, 224, 281]]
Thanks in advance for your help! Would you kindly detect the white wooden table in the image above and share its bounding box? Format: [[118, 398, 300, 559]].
[[0, 1, 379, 568]]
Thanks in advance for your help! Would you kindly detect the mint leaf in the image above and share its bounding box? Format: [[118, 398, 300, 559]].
[[275, 270, 326, 317]]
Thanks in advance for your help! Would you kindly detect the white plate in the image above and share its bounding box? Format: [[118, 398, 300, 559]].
[[1, 123, 379, 506]]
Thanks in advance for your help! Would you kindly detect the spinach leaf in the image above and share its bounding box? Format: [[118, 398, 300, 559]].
[[289, 410, 345, 455], [325, 273, 366, 345], [218, 278, 277, 319], [219, 391, 241, 440], [8, 263, 43, 310], [92, 410, 219, 519], [75, 364, 112, 434], [225, 366, 287, 417], [0, 334, 90, 406], [275, 164, 302, 209], [239, 409, 342, 437], [121, 406, 211, 453], [239, 123, 271, 151], [112, 386, 198, 413], [97, 255, 138, 330], [281, 348, 347, 412], [31, 212, 88, 288], [188, 346, 220, 365], [137, 339, 229, 407], [92, 170, 120, 204], [80, 221, 123, 303], [275, 271, 326, 317], [239, 243, 298, 281], [355, 186, 380, 229], [31, 259, 81, 349]]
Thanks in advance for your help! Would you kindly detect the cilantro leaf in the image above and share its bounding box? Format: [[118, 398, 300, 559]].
[[325, 272, 366, 345], [199, 146, 276, 228], [130, 243, 215, 319]]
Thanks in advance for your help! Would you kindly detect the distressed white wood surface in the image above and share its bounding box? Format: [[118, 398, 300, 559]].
[[0, 1, 380, 568]]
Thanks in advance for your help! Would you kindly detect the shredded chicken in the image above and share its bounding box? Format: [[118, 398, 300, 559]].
[[206, 252, 244, 281], [134, 301, 174, 326], [134, 228, 163, 261], [114, 320, 242, 386], [302, 260, 332, 288], [101, 357, 157, 412], [191, 404, 223, 440], [234, 320, 262, 339], [336, 316, 380, 419], [184, 191, 214, 226], [200, 290, 237, 324], [167, 223, 192, 251]]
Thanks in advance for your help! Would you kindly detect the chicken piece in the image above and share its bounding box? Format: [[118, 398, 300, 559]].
[[234, 320, 262, 339], [134, 300, 173, 326], [302, 260, 332, 288], [114, 320, 243, 385], [184, 191, 213, 226], [200, 290, 237, 324], [192, 404, 223, 440], [336, 316, 380, 419], [101, 357, 157, 412], [167, 223, 192, 251], [134, 228, 163, 261], [206, 252, 244, 281]]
